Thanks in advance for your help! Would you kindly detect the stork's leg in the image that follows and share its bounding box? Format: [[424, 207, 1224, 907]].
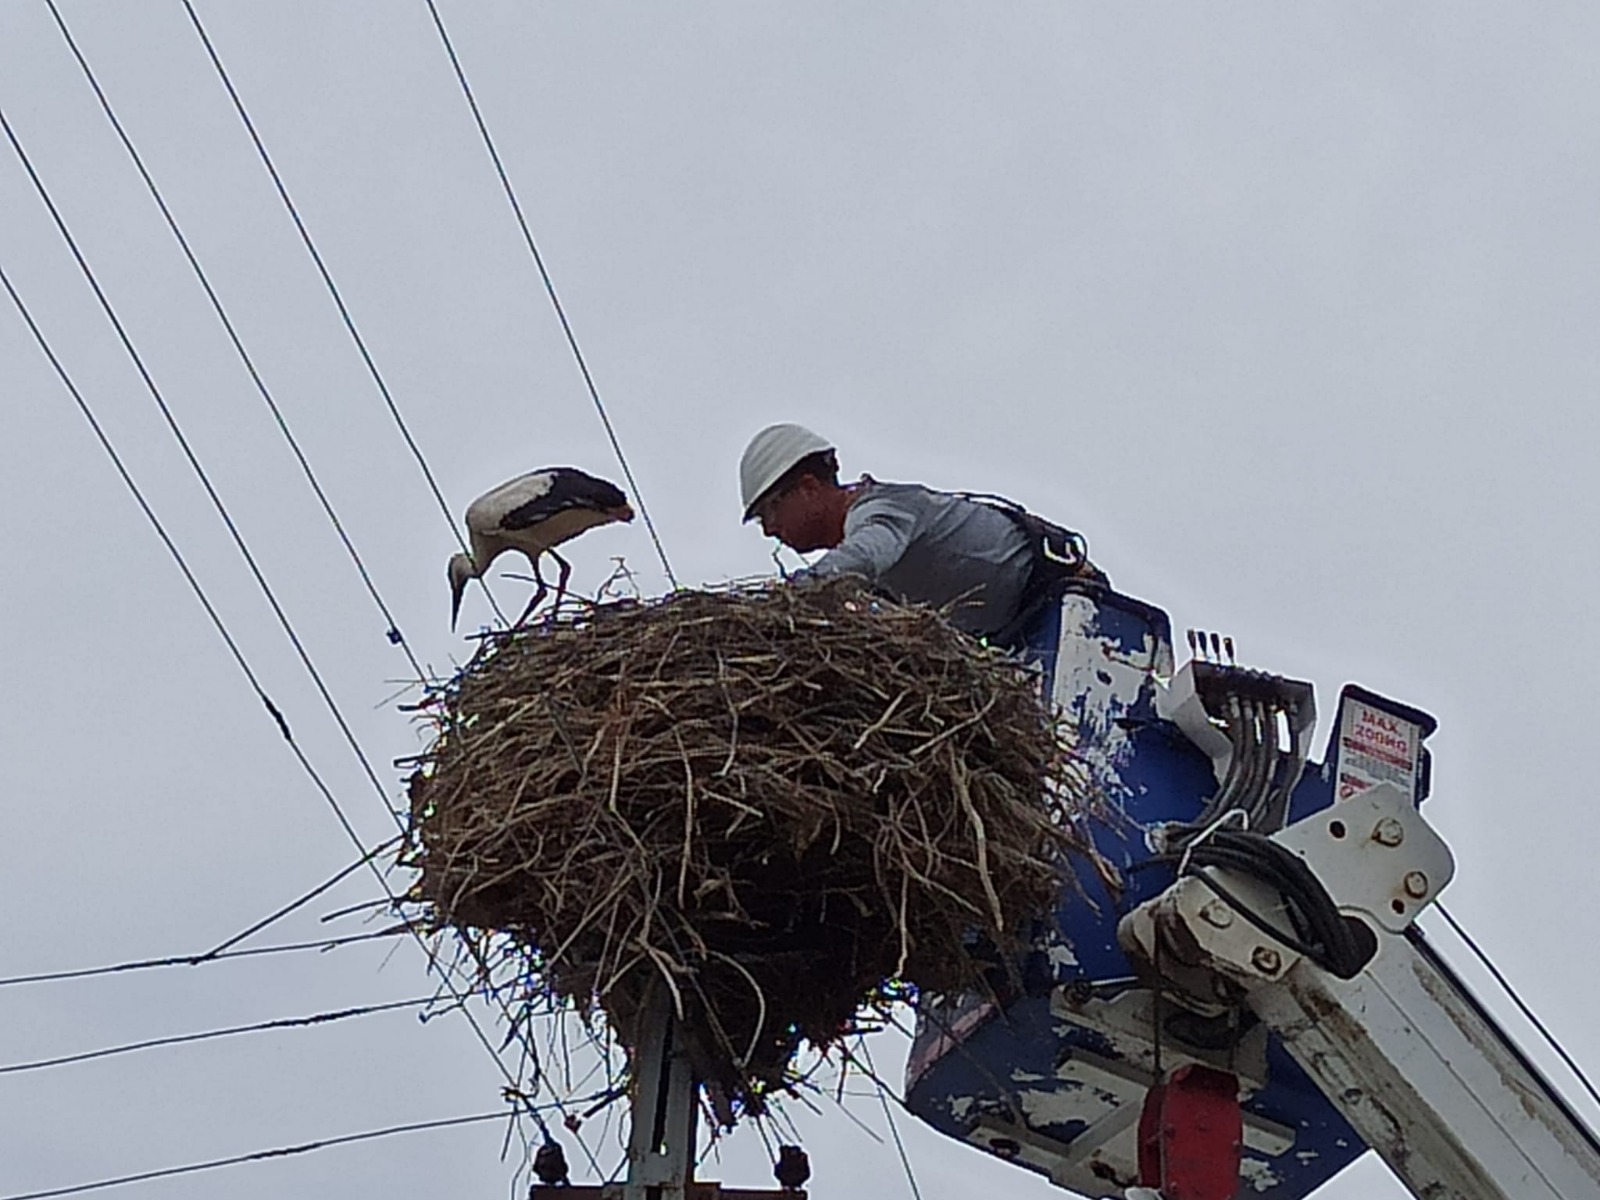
[[512, 556, 549, 628], [550, 549, 573, 613]]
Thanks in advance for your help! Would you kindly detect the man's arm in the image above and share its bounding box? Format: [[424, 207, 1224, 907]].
[[805, 493, 918, 582]]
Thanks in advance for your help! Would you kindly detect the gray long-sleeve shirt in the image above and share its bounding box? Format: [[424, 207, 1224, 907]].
[[805, 477, 1034, 636]]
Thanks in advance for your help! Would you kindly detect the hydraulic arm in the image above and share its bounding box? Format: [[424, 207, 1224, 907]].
[[905, 590, 1600, 1200]]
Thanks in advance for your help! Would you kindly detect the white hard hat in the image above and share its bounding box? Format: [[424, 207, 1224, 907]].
[[739, 423, 835, 520]]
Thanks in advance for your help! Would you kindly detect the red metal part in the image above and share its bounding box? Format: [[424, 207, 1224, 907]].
[[1136, 1064, 1244, 1200], [530, 1188, 800, 1200]]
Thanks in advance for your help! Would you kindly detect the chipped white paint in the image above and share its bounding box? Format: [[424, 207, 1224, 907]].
[[1045, 941, 1080, 971], [1017, 1076, 1122, 1130], [1048, 594, 1162, 812], [1240, 1156, 1285, 1192]]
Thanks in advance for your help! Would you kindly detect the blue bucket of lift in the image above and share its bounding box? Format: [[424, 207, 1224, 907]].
[[903, 587, 1425, 1197]]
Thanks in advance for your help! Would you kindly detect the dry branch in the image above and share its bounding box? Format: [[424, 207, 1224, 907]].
[[402, 579, 1101, 1117]]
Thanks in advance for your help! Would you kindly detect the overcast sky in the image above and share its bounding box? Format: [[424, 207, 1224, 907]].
[[3, 3, 1599, 1198]]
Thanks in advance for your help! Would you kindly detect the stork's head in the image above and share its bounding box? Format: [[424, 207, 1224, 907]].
[[447, 552, 478, 629]]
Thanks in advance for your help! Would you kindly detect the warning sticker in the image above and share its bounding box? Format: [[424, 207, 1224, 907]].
[[1336, 698, 1420, 802]]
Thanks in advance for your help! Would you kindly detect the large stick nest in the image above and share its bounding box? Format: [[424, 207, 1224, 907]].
[[403, 579, 1099, 1117]]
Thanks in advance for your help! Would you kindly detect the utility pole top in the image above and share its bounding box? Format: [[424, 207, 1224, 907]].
[[530, 997, 810, 1200]]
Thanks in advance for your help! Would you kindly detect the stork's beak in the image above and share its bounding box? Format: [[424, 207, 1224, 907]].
[[448, 554, 472, 631]]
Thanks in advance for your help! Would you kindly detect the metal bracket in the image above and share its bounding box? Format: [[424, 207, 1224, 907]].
[[1273, 782, 1453, 932], [1120, 782, 1455, 993], [624, 1002, 701, 1200], [1116, 780, 1600, 1197]]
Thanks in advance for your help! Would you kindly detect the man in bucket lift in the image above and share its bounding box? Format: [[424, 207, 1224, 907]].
[[739, 423, 1105, 652]]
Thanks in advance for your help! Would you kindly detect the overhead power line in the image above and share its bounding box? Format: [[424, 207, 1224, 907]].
[[3, 57, 580, 1162], [0, 248, 533, 1141], [196, 834, 403, 963], [0, 1109, 510, 1200], [858, 1037, 924, 1200], [1434, 903, 1600, 1114], [422, 0, 679, 591], [0, 927, 404, 990], [176, 0, 504, 623], [0, 104, 403, 832], [0, 995, 436, 1077], [162, 8, 624, 1161], [43, 0, 430, 677], [0, 254, 337, 835]]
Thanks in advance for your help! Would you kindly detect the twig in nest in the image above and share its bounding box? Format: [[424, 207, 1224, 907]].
[[403, 579, 1107, 1118]]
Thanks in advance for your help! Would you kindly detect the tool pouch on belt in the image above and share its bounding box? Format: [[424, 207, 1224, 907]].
[[959, 492, 1108, 653]]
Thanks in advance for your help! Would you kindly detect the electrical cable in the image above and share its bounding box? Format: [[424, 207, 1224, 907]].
[[6, 64, 531, 1019], [421, 0, 678, 592], [0, 1109, 512, 1200], [16, 14, 604, 1167], [156, 0, 617, 1126], [0, 254, 560, 1167], [0, 927, 405, 990], [1182, 831, 1367, 977], [175, 0, 506, 624], [0, 113, 550, 1106], [196, 834, 402, 962], [43, 0, 430, 677], [1240, 700, 1273, 829], [859, 1038, 924, 1200], [1182, 693, 1247, 836], [1434, 903, 1600, 1113], [1264, 702, 1305, 829], [0, 255, 359, 861], [1137, 827, 1368, 978], [2, 104, 405, 831], [0, 994, 438, 1077]]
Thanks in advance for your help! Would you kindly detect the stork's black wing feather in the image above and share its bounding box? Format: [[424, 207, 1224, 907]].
[[499, 469, 627, 531]]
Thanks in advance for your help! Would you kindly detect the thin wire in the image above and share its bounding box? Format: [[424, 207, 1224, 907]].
[[14, 20, 586, 1165], [0, 255, 574, 1169], [0, 927, 405, 989], [860, 1038, 924, 1200], [1435, 903, 1600, 1112], [44, 0, 429, 676], [421, 0, 678, 591], [1, 93, 537, 1072], [0, 104, 405, 832], [0, 995, 436, 1077], [176, 0, 506, 624], [196, 835, 402, 962], [0, 259, 339, 834], [35, 12, 595, 1146], [0, 1110, 511, 1200]]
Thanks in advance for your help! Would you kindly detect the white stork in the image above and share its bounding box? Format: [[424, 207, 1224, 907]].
[[448, 467, 635, 628]]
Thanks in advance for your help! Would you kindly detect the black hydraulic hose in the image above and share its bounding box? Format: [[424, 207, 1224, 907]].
[[1156, 830, 1370, 978], [1254, 701, 1287, 827], [1236, 699, 1273, 830], [1263, 703, 1306, 830], [1185, 868, 1323, 961], [1224, 832, 1366, 976], [1179, 693, 1250, 840]]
